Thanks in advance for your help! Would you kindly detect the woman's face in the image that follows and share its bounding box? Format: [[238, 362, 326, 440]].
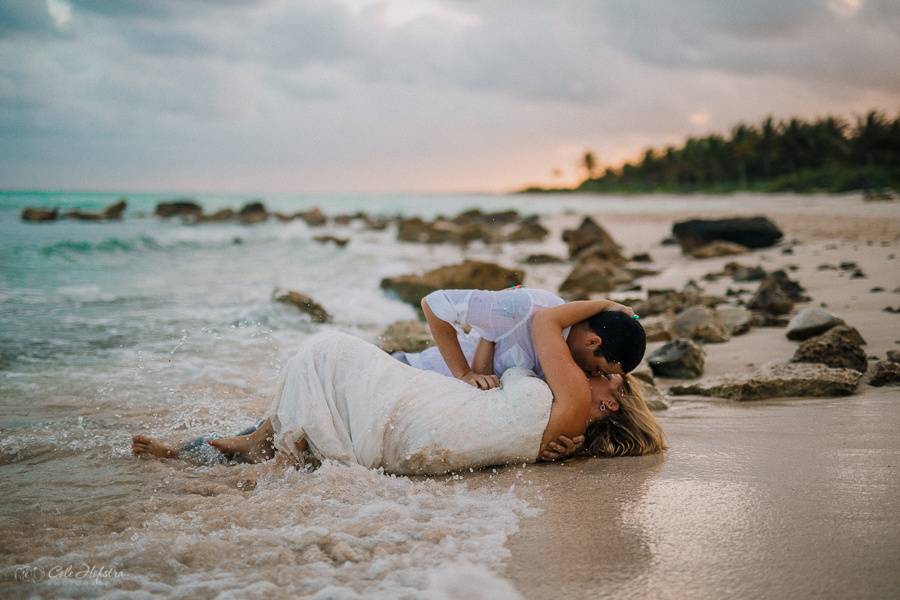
[[588, 374, 624, 421]]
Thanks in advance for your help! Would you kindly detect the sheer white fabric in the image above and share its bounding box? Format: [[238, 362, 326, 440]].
[[402, 287, 569, 378], [266, 332, 553, 475]]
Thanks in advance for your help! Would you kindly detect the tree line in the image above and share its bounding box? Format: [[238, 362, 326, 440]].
[[525, 110, 900, 194]]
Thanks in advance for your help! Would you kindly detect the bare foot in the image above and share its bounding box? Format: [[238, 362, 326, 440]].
[[207, 432, 274, 463], [132, 434, 180, 459]]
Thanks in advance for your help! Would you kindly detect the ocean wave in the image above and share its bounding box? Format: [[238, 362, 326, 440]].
[[38, 235, 189, 257], [10, 460, 533, 597]]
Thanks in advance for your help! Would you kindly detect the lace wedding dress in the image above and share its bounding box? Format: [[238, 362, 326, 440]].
[[267, 332, 553, 475]]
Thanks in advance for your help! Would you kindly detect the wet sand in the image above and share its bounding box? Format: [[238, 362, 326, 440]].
[[494, 195, 900, 599]]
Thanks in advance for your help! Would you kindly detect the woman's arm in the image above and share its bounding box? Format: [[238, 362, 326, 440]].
[[532, 298, 632, 450]]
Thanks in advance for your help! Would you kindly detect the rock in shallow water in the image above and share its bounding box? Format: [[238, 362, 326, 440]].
[[273, 289, 331, 323], [668, 362, 862, 400], [791, 325, 868, 373], [648, 339, 705, 379], [380, 260, 524, 309], [377, 320, 434, 354], [785, 308, 844, 341]]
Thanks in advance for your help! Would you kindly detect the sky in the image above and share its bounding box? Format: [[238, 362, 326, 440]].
[[1, 0, 899, 193]]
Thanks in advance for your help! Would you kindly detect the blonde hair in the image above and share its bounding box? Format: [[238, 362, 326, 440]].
[[584, 374, 668, 457]]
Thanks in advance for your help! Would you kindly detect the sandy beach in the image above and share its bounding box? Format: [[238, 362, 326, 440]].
[[1, 192, 898, 598]]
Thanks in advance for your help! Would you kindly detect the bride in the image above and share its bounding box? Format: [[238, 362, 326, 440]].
[[132, 300, 667, 474]]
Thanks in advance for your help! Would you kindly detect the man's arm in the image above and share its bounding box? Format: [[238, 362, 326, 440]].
[[422, 297, 500, 389]]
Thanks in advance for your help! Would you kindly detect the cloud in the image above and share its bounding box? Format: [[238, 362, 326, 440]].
[[0, 0, 898, 192]]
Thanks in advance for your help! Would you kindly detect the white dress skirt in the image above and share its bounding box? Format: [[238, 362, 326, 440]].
[[265, 332, 553, 475]]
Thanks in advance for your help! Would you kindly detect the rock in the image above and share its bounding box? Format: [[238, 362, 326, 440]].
[[672, 216, 783, 252], [561, 217, 624, 262], [238, 201, 268, 225], [660, 236, 679, 246], [640, 317, 672, 343], [377, 320, 435, 354], [506, 221, 549, 243], [785, 308, 844, 341], [522, 254, 565, 265], [689, 241, 749, 259], [362, 216, 389, 231], [870, 287, 884, 293], [884, 306, 900, 314], [748, 270, 806, 315], [631, 253, 653, 263], [648, 340, 705, 379], [886, 350, 900, 363], [716, 306, 753, 336], [452, 209, 520, 226], [380, 260, 524, 309], [668, 363, 862, 401], [102, 199, 127, 219], [750, 312, 790, 327], [156, 200, 203, 219], [21, 207, 59, 222], [723, 262, 767, 282], [634, 289, 725, 317], [869, 361, 900, 386], [558, 257, 631, 298], [297, 207, 327, 227], [273, 289, 331, 323], [671, 306, 730, 343], [397, 218, 456, 244], [197, 208, 235, 223], [313, 235, 349, 247], [631, 362, 655, 385], [635, 379, 670, 411], [791, 325, 868, 373]]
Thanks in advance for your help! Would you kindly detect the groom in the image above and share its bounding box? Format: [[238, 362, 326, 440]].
[[393, 286, 646, 390]]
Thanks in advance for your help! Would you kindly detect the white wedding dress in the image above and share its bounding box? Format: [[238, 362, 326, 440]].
[[266, 332, 553, 475]]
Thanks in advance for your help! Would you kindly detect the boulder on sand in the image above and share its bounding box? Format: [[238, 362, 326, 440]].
[[791, 325, 868, 373], [689, 241, 749, 259], [671, 306, 730, 343], [785, 308, 844, 341], [668, 362, 862, 401], [156, 199, 203, 219], [672, 216, 783, 252], [716, 306, 753, 336], [377, 320, 435, 354], [273, 289, 331, 323], [633, 288, 725, 317], [522, 253, 565, 265], [380, 260, 524, 309], [869, 360, 900, 386], [561, 217, 624, 262], [648, 339, 705, 379], [558, 258, 630, 298], [748, 270, 806, 315]]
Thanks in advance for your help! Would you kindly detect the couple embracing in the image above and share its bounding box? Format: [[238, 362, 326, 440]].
[[132, 286, 667, 474]]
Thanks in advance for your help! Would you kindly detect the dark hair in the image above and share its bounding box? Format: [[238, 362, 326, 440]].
[[586, 310, 646, 373]]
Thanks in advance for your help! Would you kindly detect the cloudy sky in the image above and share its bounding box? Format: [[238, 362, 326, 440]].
[[1, 0, 899, 193]]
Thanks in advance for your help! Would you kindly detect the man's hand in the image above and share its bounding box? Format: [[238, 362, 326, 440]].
[[539, 435, 584, 461], [458, 370, 501, 390]]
